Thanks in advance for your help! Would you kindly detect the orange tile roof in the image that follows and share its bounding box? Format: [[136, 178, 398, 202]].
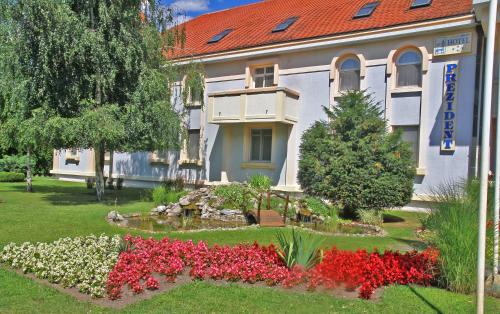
[[174, 0, 472, 58]]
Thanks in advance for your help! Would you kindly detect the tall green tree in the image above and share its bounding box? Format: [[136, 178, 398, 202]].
[[0, 1, 46, 192], [1, 0, 197, 200], [298, 91, 415, 216]]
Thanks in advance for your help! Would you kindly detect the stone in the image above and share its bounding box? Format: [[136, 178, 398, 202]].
[[107, 210, 124, 222], [168, 204, 182, 215], [199, 188, 208, 193], [154, 205, 167, 213], [201, 213, 211, 219], [107, 211, 118, 221], [221, 209, 242, 216], [179, 198, 191, 206]]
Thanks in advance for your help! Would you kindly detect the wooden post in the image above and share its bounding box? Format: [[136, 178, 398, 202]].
[[257, 194, 262, 224], [267, 191, 271, 210], [283, 194, 289, 224]]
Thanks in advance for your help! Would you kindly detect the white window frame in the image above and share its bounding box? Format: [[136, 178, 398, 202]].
[[182, 74, 205, 107], [245, 59, 279, 89], [249, 128, 273, 162], [241, 123, 276, 170], [65, 148, 80, 162], [338, 57, 361, 92], [393, 125, 420, 167], [387, 45, 429, 93], [330, 52, 366, 98], [395, 50, 423, 88], [149, 150, 169, 165], [252, 66, 275, 89], [183, 129, 202, 162]]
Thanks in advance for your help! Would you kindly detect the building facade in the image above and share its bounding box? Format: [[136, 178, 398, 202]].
[[51, 0, 490, 199]]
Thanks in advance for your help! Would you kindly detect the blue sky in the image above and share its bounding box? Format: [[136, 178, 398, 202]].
[[162, 0, 260, 20]]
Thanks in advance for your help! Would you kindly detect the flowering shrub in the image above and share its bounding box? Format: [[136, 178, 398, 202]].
[[106, 235, 298, 299], [0, 234, 121, 297], [308, 247, 439, 299]]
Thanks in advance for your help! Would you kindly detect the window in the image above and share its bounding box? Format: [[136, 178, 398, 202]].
[[396, 50, 422, 87], [184, 73, 204, 107], [187, 129, 201, 160], [150, 151, 169, 164], [354, 2, 379, 18], [250, 129, 272, 162], [65, 148, 79, 161], [253, 66, 275, 88], [208, 29, 232, 44], [395, 126, 419, 166], [339, 58, 361, 91], [411, 0, 432, 9], [272, 17, 298, 32]]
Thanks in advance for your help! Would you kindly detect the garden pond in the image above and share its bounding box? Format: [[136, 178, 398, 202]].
[[115, 214, 382, 235]]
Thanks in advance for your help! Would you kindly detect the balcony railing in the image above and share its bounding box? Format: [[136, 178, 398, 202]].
[[207, 87, 299, 124]]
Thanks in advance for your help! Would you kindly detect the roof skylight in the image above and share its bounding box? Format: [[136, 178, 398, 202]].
[[411, 0, 432, 9], [354, 2, 379, 18], [272, 17, 299, 33], [208, 29, 233, 44]]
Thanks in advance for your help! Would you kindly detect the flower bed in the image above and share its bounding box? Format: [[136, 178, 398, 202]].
[[106, 235, 439, 300], [0, 235, 121, 297], [308, 247, 439, 299], [106, 235, 298, 299], [1, 234, 440, 301]]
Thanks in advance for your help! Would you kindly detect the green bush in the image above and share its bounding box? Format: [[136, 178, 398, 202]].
[[161, 177, 185, 191], [0, 155, 34, 174], [151, 186, 186, 205], [298, 91, 415, 216], [275, 228, 324, 269], [214, 184, 252, 212], [248, 173, 272, 192], [269, 196, 286, 212], [303, 197, 337, 218], [423, 180, 493, 294], [0, 153, 52, 176], [0, 172, 25, 182], [357, 209, 384, 226]]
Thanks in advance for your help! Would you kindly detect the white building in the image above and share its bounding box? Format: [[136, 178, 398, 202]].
[[51, 0, 491, 200]]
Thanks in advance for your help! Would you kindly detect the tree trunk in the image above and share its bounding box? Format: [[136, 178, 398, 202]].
[[283, 194, 289, 224], [107, 150, 114, 189], [94, 145, 105, 201], [26, 147, 33, 192]]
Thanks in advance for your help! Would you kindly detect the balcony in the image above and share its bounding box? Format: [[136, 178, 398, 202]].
[[207, 87, 299, 124]]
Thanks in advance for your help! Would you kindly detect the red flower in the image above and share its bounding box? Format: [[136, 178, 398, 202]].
[[106, 235, 439, 300]]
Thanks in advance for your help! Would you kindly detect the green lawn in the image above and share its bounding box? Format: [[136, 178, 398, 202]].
[[0, 177, 498, 313]]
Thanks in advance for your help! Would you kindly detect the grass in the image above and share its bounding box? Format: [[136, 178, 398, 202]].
[[0, 177, 499, 313]]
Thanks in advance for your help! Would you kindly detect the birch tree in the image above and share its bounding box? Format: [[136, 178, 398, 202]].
[[2, 0, 195, 200]]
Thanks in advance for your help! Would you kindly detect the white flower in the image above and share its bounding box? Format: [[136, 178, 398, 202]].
[[0, 234, 121, 298]]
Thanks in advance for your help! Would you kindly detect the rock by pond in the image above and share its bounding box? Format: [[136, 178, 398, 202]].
[[150, 187, 247, 222]]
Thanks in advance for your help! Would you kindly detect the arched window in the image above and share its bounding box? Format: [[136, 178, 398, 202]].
[[396, 50, 422, 87], [339, 57, 361, 91]]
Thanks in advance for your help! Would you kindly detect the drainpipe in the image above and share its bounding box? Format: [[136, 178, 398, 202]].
[[478, 1, 498, 313]]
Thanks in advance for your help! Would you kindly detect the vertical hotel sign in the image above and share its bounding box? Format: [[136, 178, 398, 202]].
[[441, 62, 459, 152]]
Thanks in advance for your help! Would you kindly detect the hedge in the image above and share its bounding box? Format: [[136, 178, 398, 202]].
[[0, 172, 25, 182]]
